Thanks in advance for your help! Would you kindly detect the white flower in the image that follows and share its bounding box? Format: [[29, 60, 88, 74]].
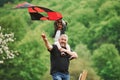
[[0, 60, 4, 64], [9, 53, 15, 59], [0, 38, 2, 44], [0, 33, 4, 38], [8, 38, 14, 42], [0, 27, 17, 60], [2, 40, 6, 45], [2, 56, 6, 60], [5, 50, 10, 54], [3, 46, 9, 51], [0, 48, 3, 54]]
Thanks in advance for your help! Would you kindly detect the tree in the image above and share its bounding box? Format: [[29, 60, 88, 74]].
[[0, 39, 48, 80], [80, 0, 120, 53], [0, 26, 18, 63], [92, 44, 120, 80], [0, 0, 14, 7]]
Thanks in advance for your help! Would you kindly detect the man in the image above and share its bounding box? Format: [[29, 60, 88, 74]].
[[41, 33, 78, 80]]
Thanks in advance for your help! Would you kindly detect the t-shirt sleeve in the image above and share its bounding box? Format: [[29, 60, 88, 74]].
[[48, 44, 56, 53]]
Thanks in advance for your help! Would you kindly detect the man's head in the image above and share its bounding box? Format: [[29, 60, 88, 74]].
[[58, 34, 68, 47]]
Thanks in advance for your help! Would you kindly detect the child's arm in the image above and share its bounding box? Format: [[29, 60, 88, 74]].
[[66, 44, 71, 51]]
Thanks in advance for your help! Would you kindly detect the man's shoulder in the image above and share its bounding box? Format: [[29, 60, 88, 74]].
[[52, 44, 58, 49], [48, 44, 59, 54]]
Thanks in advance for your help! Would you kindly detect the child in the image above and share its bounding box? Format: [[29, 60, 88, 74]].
[[52, 18, 67, 41], [53, 19, 70, 55]]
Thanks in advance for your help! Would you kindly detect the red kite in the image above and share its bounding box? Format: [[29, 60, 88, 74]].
[[14, 2, 62, 21]]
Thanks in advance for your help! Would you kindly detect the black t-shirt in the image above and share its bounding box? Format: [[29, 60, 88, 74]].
[[49, 45, 71, 75]]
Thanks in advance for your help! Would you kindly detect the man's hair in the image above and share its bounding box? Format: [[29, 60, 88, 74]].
[[59, 34, 68, 41]]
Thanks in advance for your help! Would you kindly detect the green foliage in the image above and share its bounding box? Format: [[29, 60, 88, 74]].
[[0, 40, 47, 80], [98, 0, 120, 19], [0, 28, 18, 60], [0, 0, 14, 7], [69, 44, 101, 80], [0, 9, 27, 41], [0, 0, 120, 80], [80, 0, 120, 53], [17, 40, 47, 80], [92, 44, 120, 80]]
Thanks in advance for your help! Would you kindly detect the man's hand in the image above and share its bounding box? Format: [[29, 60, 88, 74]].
[[41, 33, 53, 51], [41, 33, 47, 41], [41, 33, 46, 39]]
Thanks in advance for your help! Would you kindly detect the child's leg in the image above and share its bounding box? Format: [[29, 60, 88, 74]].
[[54, 41, 61, 50], [66, 44, 71, 51], [54, 42, 66, 56]]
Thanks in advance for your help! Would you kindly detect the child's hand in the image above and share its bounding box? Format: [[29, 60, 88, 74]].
[[60, 48, 66, 56], [69, 56, 75, 60], [61, 52, 66, 56], [60, 48, 66, 52]]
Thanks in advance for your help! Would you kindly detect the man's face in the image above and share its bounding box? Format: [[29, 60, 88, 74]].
[[59, 36, 67, 47]]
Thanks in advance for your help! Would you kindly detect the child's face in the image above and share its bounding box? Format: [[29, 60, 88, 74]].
[[57, 21, 63, 30], [57, 23, 63, 30]]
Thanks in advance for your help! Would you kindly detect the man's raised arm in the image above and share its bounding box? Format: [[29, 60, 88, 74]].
[[41, 33, 53, 51]]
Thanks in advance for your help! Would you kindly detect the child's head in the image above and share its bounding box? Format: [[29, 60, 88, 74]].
[[56, 20, 63, 30], [55, 19, 67, 30]]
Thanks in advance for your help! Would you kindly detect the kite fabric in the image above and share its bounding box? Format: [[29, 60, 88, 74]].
[[14, 2, 63, 21], [14, 2, 34, 8]]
